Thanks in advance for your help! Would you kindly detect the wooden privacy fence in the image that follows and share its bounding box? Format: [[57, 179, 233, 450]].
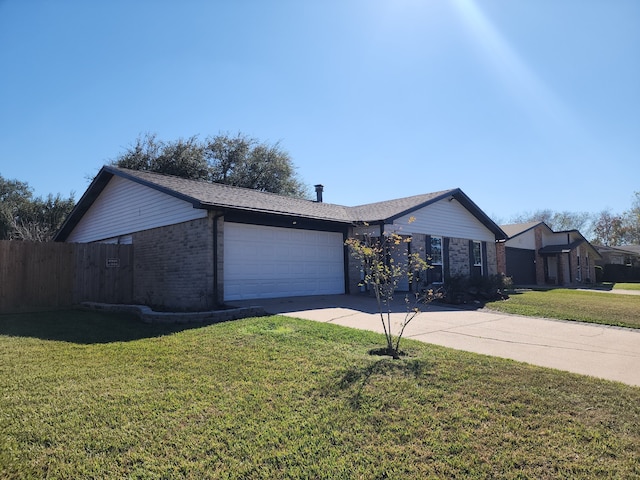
[[0, 241, 133, 313], [602, 263, 640, 283]]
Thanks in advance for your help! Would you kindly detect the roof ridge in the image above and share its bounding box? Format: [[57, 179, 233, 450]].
[[112, 166, 327, 203], [350, 188, 456, 209]]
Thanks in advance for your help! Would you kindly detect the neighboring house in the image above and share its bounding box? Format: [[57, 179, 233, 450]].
[[498, 222, 601, 286], [594, 245, 640, 282], [595, 245, 640, 267], [55, 166, 506, 309]]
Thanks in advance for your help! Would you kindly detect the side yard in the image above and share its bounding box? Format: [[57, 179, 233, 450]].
[[1, 310, 639, 479], [484, 288, 640, 329]]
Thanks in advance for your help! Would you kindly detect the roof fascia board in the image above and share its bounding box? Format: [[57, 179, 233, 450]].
[[223, 209, 350, 233]]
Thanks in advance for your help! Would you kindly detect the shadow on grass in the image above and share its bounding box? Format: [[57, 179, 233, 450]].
[[0, 309, 203, 344], [337, 358, 434, 409]]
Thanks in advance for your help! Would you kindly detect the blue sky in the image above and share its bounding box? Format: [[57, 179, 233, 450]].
[[1, 0, 638, 222]]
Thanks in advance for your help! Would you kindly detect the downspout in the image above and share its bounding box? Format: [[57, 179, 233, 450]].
[[212, 212, 224, 306], [342, 228, 350, 294]]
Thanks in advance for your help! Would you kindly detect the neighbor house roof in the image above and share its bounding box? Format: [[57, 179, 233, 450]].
[[538, 239, 585, 255], [595, 244, 640, 258], [501, 221, 602, 259], [619, 245, 640, 255], [500, 221, 546, 238], [55, 166, 506, 241]]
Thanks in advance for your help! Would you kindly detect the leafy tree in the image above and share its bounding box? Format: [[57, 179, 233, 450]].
[[551, 211, 592, 234], [592, 209, 625, 246], [155, 136, 208, 180], [114, 133, 209, 181], [346, 220, 439, 359], [509, 209, 555, 227], [112, 132, 308, 197], [621, 192, 640, 244], [509, 209, 592, 234], [204, 133, 253, 184], [0, 174, 75, 241], [0, 176, 32, 239]]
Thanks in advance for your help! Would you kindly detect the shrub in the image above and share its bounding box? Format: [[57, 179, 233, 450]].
[[440, 274, 511, 305]]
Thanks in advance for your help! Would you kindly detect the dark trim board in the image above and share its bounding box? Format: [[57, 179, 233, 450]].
[[223, 210, 350, 234]]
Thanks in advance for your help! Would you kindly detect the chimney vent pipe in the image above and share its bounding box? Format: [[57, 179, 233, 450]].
[[314, 184, 324, 203]]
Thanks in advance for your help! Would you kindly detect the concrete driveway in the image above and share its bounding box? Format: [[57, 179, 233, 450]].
[[230, 294, 640, 387]]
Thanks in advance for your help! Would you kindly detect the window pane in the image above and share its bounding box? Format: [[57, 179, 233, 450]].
[[430, 237, 442, 264], [473, 241, 482, 266]]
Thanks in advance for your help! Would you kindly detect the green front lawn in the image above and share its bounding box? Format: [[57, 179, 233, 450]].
[[1, 310, 639, 479], [485, 289, 640, 329], [613, 282, 640, 291]]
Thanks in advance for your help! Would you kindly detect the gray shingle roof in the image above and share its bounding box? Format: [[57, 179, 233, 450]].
[[500, 222, 544, 238], [349, 190, 453, 221], [111, 167, 457, 223], [114, 167, 354, 222], [55, 166, 505, 240]]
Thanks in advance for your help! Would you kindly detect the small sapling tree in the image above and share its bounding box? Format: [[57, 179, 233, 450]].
[[346, 220, 440, 359]]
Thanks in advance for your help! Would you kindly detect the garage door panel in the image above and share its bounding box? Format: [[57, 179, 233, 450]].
[[224, 223, 345, 300], [506, 247, 536, 285]]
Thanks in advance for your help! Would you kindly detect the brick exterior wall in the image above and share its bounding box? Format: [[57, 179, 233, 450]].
[[447, 237, 470, 277], [347, 248, 364, 295], [486, 241, 497, 276], [570, 247, 597, 285], [213, 214, 225, 304], [345, 231, 500, 294], [132, 216, 215, 310], [496, 242, 506, 275], [345, 226, 370, 294]]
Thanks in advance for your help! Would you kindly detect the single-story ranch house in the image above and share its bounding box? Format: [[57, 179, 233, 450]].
[[498, 221, 601, 286], [55, 166, 507, 310], [594, 245, 640, 282]]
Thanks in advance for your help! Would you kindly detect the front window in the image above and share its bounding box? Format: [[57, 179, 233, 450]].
[[472, 240, 483, 277], [429, 236, 443, 283]]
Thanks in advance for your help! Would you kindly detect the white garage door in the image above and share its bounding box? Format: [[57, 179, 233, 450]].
[[223, 223, 345, 301]]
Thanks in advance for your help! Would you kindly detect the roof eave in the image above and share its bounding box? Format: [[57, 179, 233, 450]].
[[53, 167, 114, 241]]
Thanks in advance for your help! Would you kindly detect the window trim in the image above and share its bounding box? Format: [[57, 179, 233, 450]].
[[429, 235, 444, 284], [472, 240, 483, 276]]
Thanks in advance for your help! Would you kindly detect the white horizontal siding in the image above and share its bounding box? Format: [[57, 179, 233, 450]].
[[505, 230, 536, 249], [390, 198, 495, 242], [67, 176, 207, 243]]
